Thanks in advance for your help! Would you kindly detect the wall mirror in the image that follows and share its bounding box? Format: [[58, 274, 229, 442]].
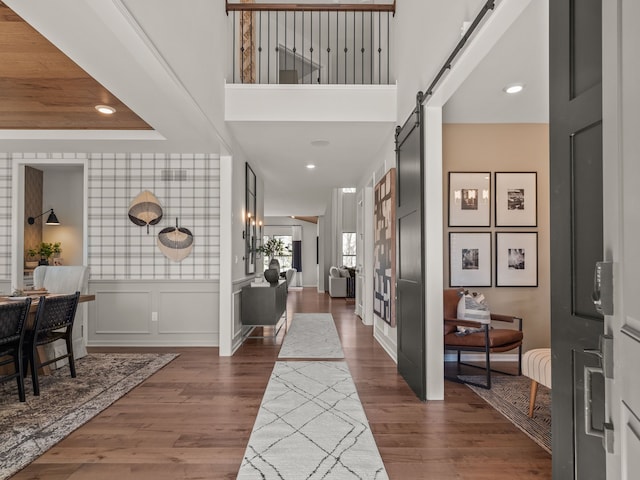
[[245, 163, 257, 274]]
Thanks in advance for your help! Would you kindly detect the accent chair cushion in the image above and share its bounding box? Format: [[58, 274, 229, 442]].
[[445, 328, 523, 348]]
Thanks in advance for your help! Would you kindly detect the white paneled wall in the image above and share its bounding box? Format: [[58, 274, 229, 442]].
[[89, 280, 219, 346]]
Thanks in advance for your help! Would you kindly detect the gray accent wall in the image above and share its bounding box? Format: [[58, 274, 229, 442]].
[[88, 280, 219, 346]]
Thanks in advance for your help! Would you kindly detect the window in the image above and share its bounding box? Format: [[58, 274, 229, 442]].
[[342, 232, 356, 267], [262, 235, 293, 271]]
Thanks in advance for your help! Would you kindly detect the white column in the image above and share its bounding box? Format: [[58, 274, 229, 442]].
[[219, 155, 233, 356]]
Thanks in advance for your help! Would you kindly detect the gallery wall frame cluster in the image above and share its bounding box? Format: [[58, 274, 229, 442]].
[[447, 171, 538, 288]]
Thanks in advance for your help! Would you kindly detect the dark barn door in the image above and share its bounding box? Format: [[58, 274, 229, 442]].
[[395, 103, 425, 401], [550, 0, 606, 477]]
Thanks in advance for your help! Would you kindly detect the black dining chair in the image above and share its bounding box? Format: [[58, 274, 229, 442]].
[[0, 298, 32, 402], [27, 292, 80, 396]]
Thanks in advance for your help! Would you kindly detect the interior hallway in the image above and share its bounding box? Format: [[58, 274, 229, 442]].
[[12, 289, 551, 479]]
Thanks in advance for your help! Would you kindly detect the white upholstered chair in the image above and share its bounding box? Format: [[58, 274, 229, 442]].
[[33, 266, 90, 360], [328, 266, 347, 297]]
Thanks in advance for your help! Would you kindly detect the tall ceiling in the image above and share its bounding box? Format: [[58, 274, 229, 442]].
[[0, 0, 548, 216]]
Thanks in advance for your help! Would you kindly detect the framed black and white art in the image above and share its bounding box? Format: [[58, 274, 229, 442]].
[[495, 172, 537, 227], [496, 232, 538, 287], [448, 172, 491, 227], [449, 232, 492, 287]]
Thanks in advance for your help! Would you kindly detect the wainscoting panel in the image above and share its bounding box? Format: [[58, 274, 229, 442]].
[[94, 290, 152, 335], [158, 290, 218, 335], [89, 280, 219, 346], [233, 288, 243, 350]]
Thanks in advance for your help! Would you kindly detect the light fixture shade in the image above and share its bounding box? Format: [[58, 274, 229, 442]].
[[27, 208, 60, 225], [45, 210, 60, 225], [128, 190, 163, 231], [157, 221, 194, 262]]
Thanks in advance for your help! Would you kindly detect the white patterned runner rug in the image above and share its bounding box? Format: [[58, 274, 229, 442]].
[[278, 313, 344, 359], [237, 361, 388, 479]]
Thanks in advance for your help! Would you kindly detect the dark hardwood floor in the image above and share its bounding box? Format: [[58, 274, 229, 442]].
[[12, 289, 551, 479]]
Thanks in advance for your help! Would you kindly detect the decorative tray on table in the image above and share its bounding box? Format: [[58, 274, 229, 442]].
[[1, 289, 48, 300]]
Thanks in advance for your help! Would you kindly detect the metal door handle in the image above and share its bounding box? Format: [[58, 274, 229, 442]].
[[584, 365, 604, 438]]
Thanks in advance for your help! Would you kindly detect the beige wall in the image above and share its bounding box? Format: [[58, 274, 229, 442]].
[[443, 123, 550, 351]]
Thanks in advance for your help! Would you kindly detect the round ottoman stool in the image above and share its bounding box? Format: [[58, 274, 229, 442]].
[[522, 348, 552, 417]]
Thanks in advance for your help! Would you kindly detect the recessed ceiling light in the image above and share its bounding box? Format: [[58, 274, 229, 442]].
[[95, 104, 116, 115], [306, 164, 316, 169], [310, 140, 330, 147], [503, 84, 525, 94]]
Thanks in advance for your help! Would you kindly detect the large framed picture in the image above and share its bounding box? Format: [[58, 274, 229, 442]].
[[496, 232, 538, 287], [448, 172, 491, 227], [374, 168, 396, 327], [495, 172, 537, 226], [449, 232, 492, 287]]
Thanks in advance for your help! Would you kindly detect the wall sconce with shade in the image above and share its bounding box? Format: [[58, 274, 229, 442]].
[[27, 208, 60, 225]]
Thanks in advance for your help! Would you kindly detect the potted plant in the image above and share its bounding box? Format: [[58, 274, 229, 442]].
[[36, 241, 62, 265], [257, 238, 289, 267], [25, 248, 39, 268]]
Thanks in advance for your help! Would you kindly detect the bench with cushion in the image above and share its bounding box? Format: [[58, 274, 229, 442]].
[[522, 348, 552, 417]]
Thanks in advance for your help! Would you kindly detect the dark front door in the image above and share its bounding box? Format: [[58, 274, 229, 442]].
[[395, 103, 425, 401], [550, 0, 606, 477]]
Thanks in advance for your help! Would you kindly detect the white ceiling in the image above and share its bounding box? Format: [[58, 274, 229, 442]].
[[443, 0, 549, 123], [228, 121, 394, 216], [2, 0, 548, 217]]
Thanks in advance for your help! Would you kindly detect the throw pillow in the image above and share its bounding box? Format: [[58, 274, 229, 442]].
[[329, 266, 340, 278], [338, 267, 350, 278], [457, 292, 491, 324]]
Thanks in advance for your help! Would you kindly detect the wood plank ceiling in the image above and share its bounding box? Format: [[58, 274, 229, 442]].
[[0, 1, 151, 130]]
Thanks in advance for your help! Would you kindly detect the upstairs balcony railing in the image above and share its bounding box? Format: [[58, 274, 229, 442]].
[[226, 1, 395, 85]]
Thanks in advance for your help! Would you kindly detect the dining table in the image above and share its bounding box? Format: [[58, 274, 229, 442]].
[[0, 291, 96, 376]]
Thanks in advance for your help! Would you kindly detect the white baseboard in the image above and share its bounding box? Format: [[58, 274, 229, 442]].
[[374, 327, 397, 364]]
